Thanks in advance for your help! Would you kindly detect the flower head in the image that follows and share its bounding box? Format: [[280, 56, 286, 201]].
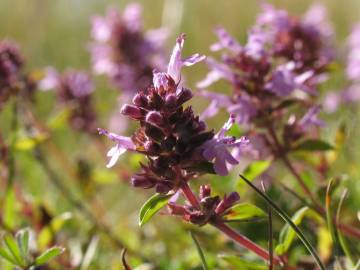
[[100, 35, 245, 193], [168, 185, 240, 225], [0, 40, 29, 109], [89, 4, 167, 93], [41, 69, 97, 133]]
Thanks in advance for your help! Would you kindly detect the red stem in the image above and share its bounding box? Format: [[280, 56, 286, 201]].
[[180, 182, 283, 265], [214, 222, 282, 265]]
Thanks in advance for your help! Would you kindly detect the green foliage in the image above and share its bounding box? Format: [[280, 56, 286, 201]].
[[0, 229, 64, 269], [222, 203, 266, 222], [219, 254, 267, 270], [139, 193, 172, 226], [242, 160, 271, 181], [294, 139, 334, 152], [275, 206, 310, 255], [190, 232, 209, 270]]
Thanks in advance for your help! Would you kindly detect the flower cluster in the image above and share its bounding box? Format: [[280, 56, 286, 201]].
[[40, 69, 97, 133], [0, 40, 34, 109], [198, 3, 333, 157], [99, 34, 249, 193], [168, 185, 240, 226], [89, 3, 167, 94]]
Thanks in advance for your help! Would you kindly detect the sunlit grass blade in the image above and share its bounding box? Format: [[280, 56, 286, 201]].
[[190, 232, 209, 270], [240, 174, 326, 270], [336, 189, 355, 265], [326, 179, 342, 257]]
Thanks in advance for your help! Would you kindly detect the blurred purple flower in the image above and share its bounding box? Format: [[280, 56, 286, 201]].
[[298, 106, 324, 129], [265, 62, 314, 96], [40, 69, 97, 133], [346, 23, 360, 81], [89, 3, 167, 93], [0, 40, 34, 109]]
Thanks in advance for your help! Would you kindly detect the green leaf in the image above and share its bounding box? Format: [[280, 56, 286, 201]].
[[223, 203, 266, 222], [275, 206, 310, 255], [16, 229, 29, 259], [219, 254, 267, 270], [240, 175, 326, 270], [294, 139, 334, 152], [190, 232, 209, 270], [3, 234, 24, 267], [242, 160, 271, 181], [139, 193, 172, 226], [34, 246, 64, 266], [0, 247, 18, 265]]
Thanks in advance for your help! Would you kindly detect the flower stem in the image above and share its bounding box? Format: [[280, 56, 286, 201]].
[[180, 181, 282, 265], [213, 222, 282, 264]]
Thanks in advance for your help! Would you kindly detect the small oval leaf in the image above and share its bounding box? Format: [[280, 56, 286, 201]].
[[35, 246, 65, 266], [294, 139, 334, 152], [223, 203, 266, 222], [139, 193, 172, 226]]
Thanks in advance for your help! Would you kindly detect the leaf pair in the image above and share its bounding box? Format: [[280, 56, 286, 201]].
[[0, 229, 64, 269]]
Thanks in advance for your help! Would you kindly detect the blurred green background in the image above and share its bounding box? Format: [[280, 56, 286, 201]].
[[0, 0, 359, 269]]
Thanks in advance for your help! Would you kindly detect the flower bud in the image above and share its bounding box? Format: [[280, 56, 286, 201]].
[[120, 104, 143, 119], [131, 175, 155, 188], [155, 181, 172, 193], [177, 88, 193, 105], [146, 111, 164, 126], [144, 140, 161, 154], [132, 93, 147, 107], [165, 93, 177, 109], [199, 185, 211, 199], [144, 124, 165, 141]]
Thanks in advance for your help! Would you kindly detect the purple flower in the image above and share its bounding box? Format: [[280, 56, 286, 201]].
[[0, 40, 30, 109], [298, 106, 324, 129], [201, 115, 249, 176], [197, 58, 235, 88], [98, 128, 136, 168], [100, 35, 213, 192], [265, 62, 314, 96], [167, 33, 205, 84], [40, 69, 97, 133], [346, 23, 360, 81], [89, 4, 167, 93], [210, 27, 242, 53], [323, 91, 341, 113]]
